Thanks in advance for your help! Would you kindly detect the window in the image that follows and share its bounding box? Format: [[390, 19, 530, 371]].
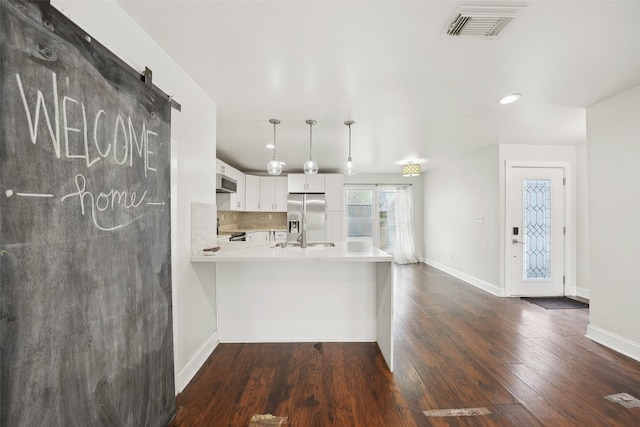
[[345, 188, 374, 244], [378, 188, 397, 253], [345, 186, 399, 253]]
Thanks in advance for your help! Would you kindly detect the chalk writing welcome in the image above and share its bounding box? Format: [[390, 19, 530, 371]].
[[12, 70, 166, 231]]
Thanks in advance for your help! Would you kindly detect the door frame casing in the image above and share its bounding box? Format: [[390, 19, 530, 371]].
[[504, 161, 574, 297]]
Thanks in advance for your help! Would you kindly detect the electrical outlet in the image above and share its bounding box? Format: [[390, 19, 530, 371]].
[[221, 214, 224, 220], [269, 214, 272, 219]]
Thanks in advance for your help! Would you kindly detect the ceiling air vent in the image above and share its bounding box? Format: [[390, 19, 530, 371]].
[[443, 6, 523, 38]]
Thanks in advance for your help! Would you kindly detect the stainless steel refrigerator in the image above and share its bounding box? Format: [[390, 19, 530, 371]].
[[287, 193, 326, 243]]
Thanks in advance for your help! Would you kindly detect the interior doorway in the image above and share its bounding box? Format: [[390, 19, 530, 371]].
[[505, 163, 569, 296]]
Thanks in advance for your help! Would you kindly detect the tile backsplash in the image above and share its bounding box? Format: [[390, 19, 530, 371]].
[[218, 210, 287, 232]]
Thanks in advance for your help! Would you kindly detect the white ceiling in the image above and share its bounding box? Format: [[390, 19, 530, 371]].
[[117, 0, 640, 174]]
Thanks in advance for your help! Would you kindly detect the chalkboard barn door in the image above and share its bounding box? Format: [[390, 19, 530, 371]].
[[1, 1, 175, 425]]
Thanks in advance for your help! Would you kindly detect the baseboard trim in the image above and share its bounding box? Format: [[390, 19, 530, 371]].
[[423, 258, 502, 297], [575, 287, 590, 300], [586, 325, 640, 363], [175, 330, 219, 394]]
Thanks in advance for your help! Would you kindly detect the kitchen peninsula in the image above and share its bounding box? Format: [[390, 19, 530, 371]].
[[192, 242, 394, 370]]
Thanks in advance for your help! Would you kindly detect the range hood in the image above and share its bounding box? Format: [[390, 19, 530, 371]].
[[216, 173, 237, 193]]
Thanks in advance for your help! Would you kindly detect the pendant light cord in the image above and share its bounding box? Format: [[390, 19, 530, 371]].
[[273, 121, 277, 160], [309, 122, 313, 160], [348, 123, 352, 160]]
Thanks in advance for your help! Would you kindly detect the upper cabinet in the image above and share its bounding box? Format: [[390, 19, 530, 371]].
[[324, 174, 344, 241], [216, 159, 229, 175], [324, 174, 344, 212], [216, 161, 342, 218], [245, 175, 260, 211], [228, 166, 245, 211], [288, 174, 325, 193], [216, 159, 245, 210], [259, 176, 287, 212]]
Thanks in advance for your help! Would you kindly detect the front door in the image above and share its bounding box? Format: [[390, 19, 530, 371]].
[[507, 166, 566, 296]]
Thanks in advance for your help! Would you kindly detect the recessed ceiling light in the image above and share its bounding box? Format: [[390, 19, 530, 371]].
[[499, 93, 522, 104], [265, 143, 275, 149]]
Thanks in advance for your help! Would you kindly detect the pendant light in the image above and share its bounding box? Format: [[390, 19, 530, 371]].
[[342, 120, 356, 176], [266, 119, 283, 175], [303, 119, 319, 175]]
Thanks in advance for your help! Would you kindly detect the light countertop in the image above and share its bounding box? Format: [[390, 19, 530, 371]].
[[217, 228, 286, 235], [192, 241, 393, 263]]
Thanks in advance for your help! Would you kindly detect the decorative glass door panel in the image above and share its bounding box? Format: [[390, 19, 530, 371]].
[[522, 179, 552, 280]]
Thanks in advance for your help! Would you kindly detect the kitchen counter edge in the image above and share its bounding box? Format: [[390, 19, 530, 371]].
[[191, 242, 393, 263]]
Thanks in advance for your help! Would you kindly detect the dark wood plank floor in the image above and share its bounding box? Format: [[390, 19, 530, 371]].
[[170, 264, 640, 426]]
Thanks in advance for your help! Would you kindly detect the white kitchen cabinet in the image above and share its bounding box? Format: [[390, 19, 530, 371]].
[[325, 211, 344, 242], [216, 162, 245, 211], [246, 230, 286, 243], [228, 166, 245, 211], [260, 176, 287, 212], [287, 174, 325, 193], [245, 175, 260, 211], [246, 231, 268, 242], [216, 158, 229, 175], [259, 177, 274, 211], [324, 174, 344, 241], [324, 174, 344, 211], [274, 177, 288, 211], [287, 174, 305, 193]]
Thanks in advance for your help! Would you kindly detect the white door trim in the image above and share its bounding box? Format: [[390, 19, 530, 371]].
[[504, 161, 573, 297]]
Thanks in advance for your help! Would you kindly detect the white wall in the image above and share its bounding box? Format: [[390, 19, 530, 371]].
[[586, 85, 640, 362], [54, 0, 219, 393], [344, 173, 424, 260], [423, 145, 501, 295], [575, 143, 590, 298], [423, 143, 584, 298]]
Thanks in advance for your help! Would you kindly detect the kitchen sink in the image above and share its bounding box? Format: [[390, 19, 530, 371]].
[[307, 242, 335, 247], [275, 242, 335, 248]]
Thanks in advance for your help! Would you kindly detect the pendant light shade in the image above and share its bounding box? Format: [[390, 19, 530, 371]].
[[401, 163, 421, 177], [342, 120, 356, 176], [303, 119, 319, 175], [266, 119, 283, 175]]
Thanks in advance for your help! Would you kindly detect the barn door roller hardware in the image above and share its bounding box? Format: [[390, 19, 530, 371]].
[[141, 66, 182, 111]]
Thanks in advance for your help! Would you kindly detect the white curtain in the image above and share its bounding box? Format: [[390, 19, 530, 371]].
[[393, 186, 418, 264]]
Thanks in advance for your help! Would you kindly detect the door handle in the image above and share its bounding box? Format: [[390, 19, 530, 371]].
[[512, 239, 524, 244]]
